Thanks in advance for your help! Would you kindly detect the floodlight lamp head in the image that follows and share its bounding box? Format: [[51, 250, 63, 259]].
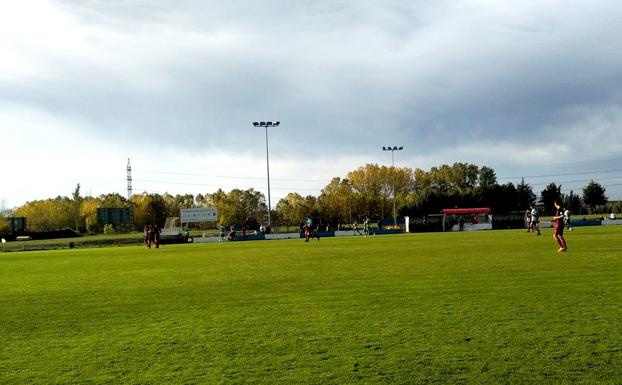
[[398, 146, 403, 150], [260, 121, 266, 126], [253, 122, 259, 126], [274, 121, 280, 126], [266, 122, 273, 126]]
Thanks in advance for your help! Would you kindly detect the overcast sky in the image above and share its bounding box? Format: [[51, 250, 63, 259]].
[[2, 0, 622, 209]]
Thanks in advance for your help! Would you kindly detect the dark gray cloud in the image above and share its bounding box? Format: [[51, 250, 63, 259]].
[[3, 1, 622, 203]]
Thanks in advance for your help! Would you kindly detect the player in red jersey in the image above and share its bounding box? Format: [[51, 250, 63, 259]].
[[552, 201, 567, 252]]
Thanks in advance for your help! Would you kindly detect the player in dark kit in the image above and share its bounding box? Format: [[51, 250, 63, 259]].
[[552, 201, 567, 252]]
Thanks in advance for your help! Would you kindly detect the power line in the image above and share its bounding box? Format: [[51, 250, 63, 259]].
[[137, 169, 326, 183], [498, 168, 622, 180], [139, 166, 622, 183], [527, 175, 622, 187], [492, 156, 622, 170], [132, 179, 323, 191]]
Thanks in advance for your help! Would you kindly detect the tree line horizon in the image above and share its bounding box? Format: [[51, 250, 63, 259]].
[[1, 162, 615, 234]]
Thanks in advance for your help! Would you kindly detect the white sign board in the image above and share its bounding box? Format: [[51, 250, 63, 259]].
[[181, 208, 217, 223]]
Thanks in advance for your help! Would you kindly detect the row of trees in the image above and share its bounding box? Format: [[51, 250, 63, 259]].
[[1, 163, 618, 234], [0, 186, 268, 234]]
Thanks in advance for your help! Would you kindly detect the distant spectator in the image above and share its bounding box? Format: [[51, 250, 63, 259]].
[[612, 212, 617, 220]]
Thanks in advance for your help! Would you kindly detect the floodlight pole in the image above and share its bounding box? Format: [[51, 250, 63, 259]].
[[264, 125, 272, 228], [253, 121, 280, 228], [382, 146, 404, 227]]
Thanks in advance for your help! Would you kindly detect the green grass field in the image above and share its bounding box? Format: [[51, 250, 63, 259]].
[[1, 227, 621, 384]]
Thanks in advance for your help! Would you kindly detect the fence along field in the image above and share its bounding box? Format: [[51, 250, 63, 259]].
[[1, 226, 621, 384]]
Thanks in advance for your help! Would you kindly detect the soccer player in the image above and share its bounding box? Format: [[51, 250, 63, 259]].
[[143, 226, 150, 248], [525, 209, 532, 232], [553, 201, 568, 252], [219, 225, 226, 242], [363, 217, 370, 237], [563, 208, 572, 231], [530, 206, 541, 235], [353, 220, 363, 236]]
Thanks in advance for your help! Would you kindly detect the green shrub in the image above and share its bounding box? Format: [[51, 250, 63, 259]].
[[103, 224, 115, 235]]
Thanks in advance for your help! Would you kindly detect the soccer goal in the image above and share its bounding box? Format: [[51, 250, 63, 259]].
[[161, 217, 181, 237]]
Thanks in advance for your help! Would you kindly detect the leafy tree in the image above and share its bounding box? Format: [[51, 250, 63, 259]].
[[0, 216, 8, 233], [428, 165, 452, 195], [516, 178, 536, 210], [562, 190, 582, 215], [483, 183, 518, 213], [15, 197, 74, 231], [319, 177, 362, 225], [318, 178, 344, 225], [206, 189, 229, 225], [175, 194, 196, 212], [81, 197, 100, 234], [227, 189, 266, 228], [347, 164, 384, 219], [345, 164, 415, 221], [206, 189, 266, 229], [195, 194, 205, 206], [540, 183, 562, 215], [451, 162, 480, 194], [99, 193, 129, 208], [0, 203, 10, 233], [582, 180, 607, 212], [132, 193, 153, 230], [428, 163, 479, 196], [412, 168, 431, 194], [161, 193, 177, 217], [130, 193, 168, 228], [478, 166, 497, 192], [275, 193, 306, 229], [145, 194, 168, 227], [301, 195, 319, 220], [392, 167, 416, 219]]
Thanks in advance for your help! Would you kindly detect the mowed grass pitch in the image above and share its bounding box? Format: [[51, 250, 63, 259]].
[[1, 227, 621, 384]]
